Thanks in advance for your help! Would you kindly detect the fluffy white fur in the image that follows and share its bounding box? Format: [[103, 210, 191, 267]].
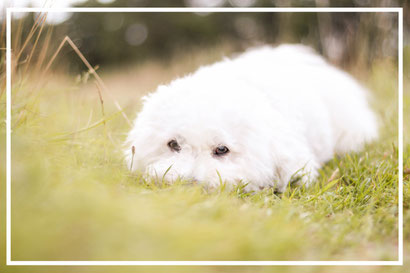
[[124, 44, 378, 192]]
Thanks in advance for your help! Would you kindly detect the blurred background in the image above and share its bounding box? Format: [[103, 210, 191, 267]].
[[0, 0, 407, 75]]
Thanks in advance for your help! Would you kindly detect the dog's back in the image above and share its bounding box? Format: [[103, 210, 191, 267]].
[[211, 45, 378, 161]]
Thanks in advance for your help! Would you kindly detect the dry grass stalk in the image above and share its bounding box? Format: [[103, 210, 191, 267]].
[[12, 19, 24, 55], [44, 35, 132, 126], [95, 81, 106, 120], [130, 146, 136, 171], [328, 168, 340, 182], [95, 80, 108, 160], [15, 12, 48, 64], [34, 26, 53, 72], [4, 11, 48, 98], [24, 12, 48, 74], [94, 81, 109, 136], [0, 16, 6, 48], [43, 35, 69, 73], [0, 16, 5, 98]]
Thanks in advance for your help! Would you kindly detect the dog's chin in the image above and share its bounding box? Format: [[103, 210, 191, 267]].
[[144, 161, 276, 192], [144, 165, 224, 187]]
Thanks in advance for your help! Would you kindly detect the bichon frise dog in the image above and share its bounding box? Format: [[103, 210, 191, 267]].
[[124, 44, 378, 192]]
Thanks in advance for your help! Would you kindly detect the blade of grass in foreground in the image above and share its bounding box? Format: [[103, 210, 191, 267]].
[[49, 110, 122, 142]]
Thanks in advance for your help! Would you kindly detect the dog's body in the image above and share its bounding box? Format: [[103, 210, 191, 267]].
[[125, 45, 378, 192]]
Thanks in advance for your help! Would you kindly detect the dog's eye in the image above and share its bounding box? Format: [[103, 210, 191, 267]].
[[167, 140, 181, 152], [214, 145, 229, 156]]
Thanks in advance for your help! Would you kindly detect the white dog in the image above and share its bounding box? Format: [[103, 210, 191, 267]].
[[124, 45, 378, 192]]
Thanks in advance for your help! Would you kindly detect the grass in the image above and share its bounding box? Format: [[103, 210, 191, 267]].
[[0, 38, 408, 273]]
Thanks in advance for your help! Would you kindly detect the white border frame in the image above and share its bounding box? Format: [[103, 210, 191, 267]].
[[6, 7, 403, 266]]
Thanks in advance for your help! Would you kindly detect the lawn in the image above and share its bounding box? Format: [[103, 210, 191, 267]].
[[0, 45, 408, 273]]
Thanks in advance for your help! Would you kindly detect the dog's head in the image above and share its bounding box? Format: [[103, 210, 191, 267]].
[[124, 74, 284, 190]]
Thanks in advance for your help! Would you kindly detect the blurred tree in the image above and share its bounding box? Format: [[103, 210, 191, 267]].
[[8, 0, 404, 73]]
